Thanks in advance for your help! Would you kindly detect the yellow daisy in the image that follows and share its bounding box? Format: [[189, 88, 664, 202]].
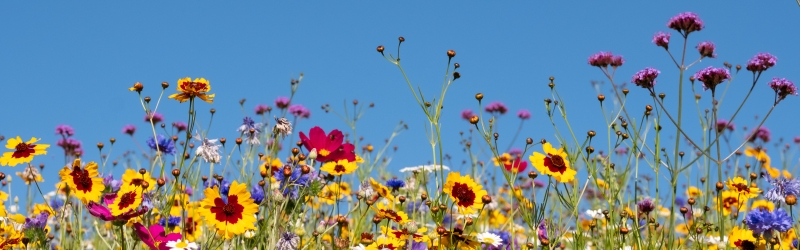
[[443, 172, 488, 210], [726, 176, 760, 199], [0, 136, 49, 167], [168, 77, 215, 103], [58, 159, 105, 204], [199, 181, 258, 239], [320, 159, 358, 175], [529, 142, 576, 183]]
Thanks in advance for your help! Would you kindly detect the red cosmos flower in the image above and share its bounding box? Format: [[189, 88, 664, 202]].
[[503, 157, 528, 174], [298, 127, 356, 162], [87, 194, 148, 222], [133, 223, 181, 250]]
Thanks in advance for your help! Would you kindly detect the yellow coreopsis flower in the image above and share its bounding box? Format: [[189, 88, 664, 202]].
[[119, 169, 156, 194], [168, 77, 215, 103], [492, 153, 512, 166], [529, 142, 576, 183], [372, 201, 409, 224], [320, 159, 358, 175], [728, 226, 757, 248], [716, 190, 746, 216], [443, 172, 488, 210], [0, 136, 49, 167], [199, 181, 258, 239], [751, 199, 775, 212], [58, 159, 105, 204], [726, 176, 760, 199], [686, 186, 703, 198], [366, 237, 405, 250], [744, 146, 770, 165], [369, 178, 395, 202]]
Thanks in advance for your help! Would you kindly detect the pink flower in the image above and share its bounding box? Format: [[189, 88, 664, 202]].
[[652, 32, 670, 49], [298, 127, 356, 162], [87, 197, 147, 222], [171, 122, 187, 132], [746, 53, 778, 73], [288, 104, 311, 118], [484, 101, 508, 115], [588, 52, 624, 68], [254, 104, 271, 115], [667, 12, 704, 36], [696, 41, 716, 58], [693, 66, 730, 92], [122, 124, 136, 135], [767, 77, 798, 101], [144, 112, 164, 124], [631, 68, 660, 89], [275, 97, 291, 109], [461, 109, 474, 121], [516, 109, 531, 120], [133, 223, 181, 250]]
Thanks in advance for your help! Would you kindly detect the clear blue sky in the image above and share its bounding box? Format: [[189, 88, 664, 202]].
[[1, 1, 799, 204]]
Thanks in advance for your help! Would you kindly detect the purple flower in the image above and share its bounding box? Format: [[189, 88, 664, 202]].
[[509, 148, 523, 157], [288, 104, 311, 118], [764, 177, 800, 203], [57, 138, 83, 156], [615, 147, 629, 155], [534, 180, 545, 188], [715, 119, 735, 133], [385, 179, 406, 192], [667, 12, 704, 35], [146, 134, 176, 155], [103, 174, 121, 192], [794, 136, 800, 144], [274, 96, 291, 109], [254, 104, 271, 115], [55, 124, 75, 137], [744, 208, 793, 234], [746, 53, 777, 73], [516, 109, 531, 120], [631, 67, 660, 89], [171, 121, 187, 132], [693, 66, 730, 92], [237, 117, 263, 145], [484, 101, 508, 115], [537, 220, 548, 241], [251, 186, 264, 204], [460, 109, 474, 120], [652, 32, 670, 49], [24, 212, 49, 229], [274, 166, 311, 199], [747, 126, 771, 143], [696, 41, 716, 58], [122, 124, 136, 136], [588, 52, 624, 68], [637, 198, 655, 213], [767, 77, 798, 101], [159, 216, 182, 228], [144, 112, 164, 124]]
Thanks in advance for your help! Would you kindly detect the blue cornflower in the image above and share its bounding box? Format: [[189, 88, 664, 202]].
[[220, 180, 231, 196], [406, 201, 429, 214], [103, 173, 121, 192], [410, 241, 427, 250], [146, 134, 176, 155], [793, 239, 799, 249], [24, 212, 49, 229], [49, 198, 64, 210], [251, 186, 265, 204], [385, 179, 406, 192], [274, 166, 310, 199], [764, 177, 800, 203], [237, 117, 263, 145], [744, 208, 793, 234], [159, 216, 181, 227]]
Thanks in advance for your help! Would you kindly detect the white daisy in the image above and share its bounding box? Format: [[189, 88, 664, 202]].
[[476, 232, 503, 247], [165, 239, 198, 250], [585, 209, 604, 219], [399, 164, 450, 173]]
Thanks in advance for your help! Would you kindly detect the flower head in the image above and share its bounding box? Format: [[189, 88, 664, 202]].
[[716, 190, 745, 216], [199, 181, 258, 239], [696, 41, 716, 58], [637, 198, 655, 214], [147, 134, 177, 155], [237, 117, 263, 145], [503, 157, 528, 174], [273, 117, 292, 139], [652, 32, 670, 49], [728, 226, 757, 249], [588, 52, 624, 68], [274, 166, 311, 199], [484, 101, 508, 115], [288, 104, 311, 118], [516, 109, 531, 120], [87, 199, 148, 222], [747, 126, 771, 143], [726, 176, 760, 199], [764, 177, 800, 204], [320, 159, 358, 176], [460, 109, 474, 121], [767, 77, 798, 101], [385, 178, 406, 192], [58, 159, 104, 204], [476, 232, 503, 247], [529, 142, 576, 183], [133, 223, 181, 250], [250, 186, 264, 204], [55, 125, 75, 137], [57, 138, 83, 156], [715, 119, 735, 133], [23, 212, 49, 230], [299, 126, 356, 162], [746, 53, 777, 73], [122, 125, 137, 136], [194, 134, 221, 164], [171, 122, 187, 133], [168, 77, 215, 103], [0, 136, 49, 166], [16, 165, 43, 184], [165, 240, 198, 250], [667, 12, 704, 35], [631, 67, 660, 89], [744, 208, 793, 234], [254, 104, 271, 115], [274, 96, 291, 109], [693, 66, 730, 92], [444, 172, 488, 210], [276, 232, 300, 250], [144, 112, 164, 124]]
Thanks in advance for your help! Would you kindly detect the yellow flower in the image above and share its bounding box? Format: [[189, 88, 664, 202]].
[[728, 226, 757, 248], [366, 237, 405, 250], [15, 165, 43, 185], [716, 190, 745, 216], [199, 181, 258, 239], [58, 159, 104, 204], [0, 136, 49, 167], [744, 146, 770, 165], [764, 165, 781, 179], [751, 199, 775, 212], [33, 203, 55, 216], [0, 223, 24, 249], [168, 77, 215, 103], [119, 169, 156, 194], [372, 201, 409, 224], [726, 177, 760, 199], [686, 186, 703, 198], [492, 153, 512, 166], [529, 142, 576, 183], [320, 159, 358, 175], [443, 172, 488, 210], [369, 178, 395, 202], [317, 182, 351, 205], [596, 179, 608, 189], [110, 189, 143, 216], [675, 223, 689, 235], [259, 157, 282, 177]]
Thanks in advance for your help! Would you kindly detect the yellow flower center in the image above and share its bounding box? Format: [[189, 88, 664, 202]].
[[175, 241, 188, 248], [319, 149, 331, 157]]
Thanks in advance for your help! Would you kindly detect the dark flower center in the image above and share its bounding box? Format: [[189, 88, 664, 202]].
[[334, 164, 346, 173], [451, 182, 476, 207], [117, 192, 137, 210], [15, 143, 29, 152], [732, 183, 749, 193], [130, 178, 144, 187], [550, 155, 565, 168], [71, 168, 93, 192], [211, 195, 244, 224], [223, 204, 235, 215]]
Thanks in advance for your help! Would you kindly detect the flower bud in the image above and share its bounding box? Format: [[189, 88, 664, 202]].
[[376, 45, 385, 53], [447, 50, 456, 58], [469, 115, 479, 125], [172, 169, 180, 177], [481, 195, 492, 204], [131, 82, 144, 92]]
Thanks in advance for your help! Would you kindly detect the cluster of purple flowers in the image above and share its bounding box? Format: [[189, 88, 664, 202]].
[[171, 121, 187, 132], [516, 109, 531, 120], [55, 124, 75, 137], [254, 104, 271, 115], [637, 198, 655, 214], [23, 212, 50, 230], [146, 134, 176, 155], [288, 104, 311, 118], [274, 96, 291, 109], [693, 66, 730, 92], [144, 112, 164, 124], [652, 32, 670, 49], [57, 138, 83, 156], [122, 124, 136, 135], [631, 67, 660, 89], [461, 109, 474, 120], [484, 101, 508, 115], [767, 77, 798, 101], [587, 52, 624, 68], [747, 126, 771, 143], [696, 41, 716, 58], [715, 119, 735, 133], [667, 12, 704, 35], [746, 53, 777, 73]]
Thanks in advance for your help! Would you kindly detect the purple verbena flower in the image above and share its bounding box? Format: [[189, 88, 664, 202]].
[[767, 77, 798, 101], [144, 112, 163, 124], [171, 122, 187, 132], [516, 109, 531, 120], [631, 67, 660, 89], [461, 109, 474, 120], [696, 41, 716, 58], [637, 198, 655, 214], [652, 32, 670, 49], [484, 101, 508, 115], [288, 104, 311, 118], [667, 12, 704, 35], [274, 96, 291, 109], [715, 119, 735, 133], [693, 66, 730, 92], [55, 125, 75, 137], [588, 52, 624, 68], [254, 104, 271, 115], [746, 53, 777, 73], [122, 124, 136, 136], [747, 126, 771, 143]]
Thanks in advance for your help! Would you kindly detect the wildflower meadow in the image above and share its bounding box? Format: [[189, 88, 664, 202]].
[[2, 2, 800, 250]]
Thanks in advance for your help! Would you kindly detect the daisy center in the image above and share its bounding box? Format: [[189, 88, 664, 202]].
[[550, 155, 565, 168], [15, 143, 30, 152], [223, 203, 236, 215], [175, 241, 188, 248], [451, 182, 476, 207], [118, 192, 137, 209]]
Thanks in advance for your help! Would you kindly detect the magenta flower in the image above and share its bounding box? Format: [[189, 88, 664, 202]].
[[794, 136, 800, 144], [667, 12, 704, 36], [631, 67, 660, 89], [715, 119, 735, 133], [652, 32, 670, 49], [693, 66, 730, 92], [87, 199, 147, 222], [133, 223, 181, 250], [696, 41, 716, 58], [746, 53, 778, 73], [288, 104, 311, 118], [748, 126, 771, 143], [484, 101, 508, 115], [460, 109, 474, 121], [122, 124, 136, 136], [55, 125, 75, 137], [171, 121, 187, 132], [516, 109, 531, 120], [767, 77, 798, 101], [254, 104, 271, 115], [144, 112, 163, 124], [275, 96, 291, 109], [588, 52, 624, 68]]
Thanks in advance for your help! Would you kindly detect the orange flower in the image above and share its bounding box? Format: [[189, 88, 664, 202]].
[[168, 77, 215, 103]]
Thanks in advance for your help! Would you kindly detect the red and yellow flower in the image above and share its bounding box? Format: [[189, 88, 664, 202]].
[[119, 169, 156, 194], [443, 172, 488, 210], [168, 77, 215, 103], [728, 226, 757, 249], [110, 189, 143, 216], [751, 199, 775, 212], [529, 142, 576, 183], [366, 236, 404, 250], [320, 159, 358, 176], [369, 178, 395, 202], [0, 136, 49, 167], [726, 176, 760, 199], [199, 181, 258, 239], [716, 190, 746, 216], [372, 201, 409, 224], [58, 159, 105, 204]]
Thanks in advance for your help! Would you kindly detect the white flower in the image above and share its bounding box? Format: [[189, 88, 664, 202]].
[[476, 232, 503, 247], [194, 134, 222, 163], [243, 230, 256, 238], [273, 117, 293, 138], [585, 209, 604, 219], [350, 245, 366, 250], [165, 239, 199, 250], [8, 205, 17, 213], [399, 164, 450, 173]]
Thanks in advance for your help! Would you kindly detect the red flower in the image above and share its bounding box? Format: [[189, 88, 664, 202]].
[[299, 127, 355, 162], [503, 158, 528, 174]]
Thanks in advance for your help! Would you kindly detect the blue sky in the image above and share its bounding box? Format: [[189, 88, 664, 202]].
[[1, 1, 799, 205]]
